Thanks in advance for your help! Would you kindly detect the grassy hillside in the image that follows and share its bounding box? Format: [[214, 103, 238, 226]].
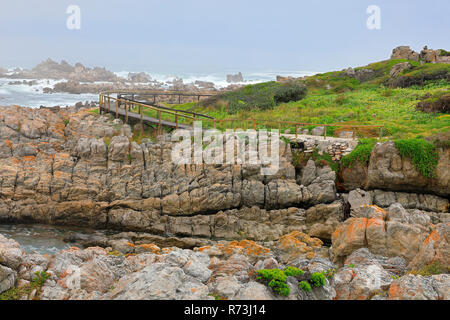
[[121, 58, 449, 140], [174, 59, 450, 139]]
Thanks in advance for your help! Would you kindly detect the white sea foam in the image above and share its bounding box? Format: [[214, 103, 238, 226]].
[[1, 69, 319, 108]]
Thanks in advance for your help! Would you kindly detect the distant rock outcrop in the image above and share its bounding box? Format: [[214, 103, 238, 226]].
[[391, 46, 420, 61], [391, 45, 450, 64], [226, 72, 244, 83], [6, 58, 121, 82], [128, 72, 151, 83]]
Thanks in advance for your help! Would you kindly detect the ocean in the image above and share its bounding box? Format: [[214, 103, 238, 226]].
[[0, 69, 318, 108]]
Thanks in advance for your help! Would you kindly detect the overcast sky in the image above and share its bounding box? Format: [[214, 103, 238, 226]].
[[0, 0, 449, 73]]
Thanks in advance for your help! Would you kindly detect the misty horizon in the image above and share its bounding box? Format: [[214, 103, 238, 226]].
[[1, 0, 449, 74]]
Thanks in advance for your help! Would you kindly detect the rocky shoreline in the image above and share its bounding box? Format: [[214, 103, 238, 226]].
[[0, 105, 449, 300], [0, 59, 247, 94]]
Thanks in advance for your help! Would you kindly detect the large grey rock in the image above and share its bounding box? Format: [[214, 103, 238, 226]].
[[388, 274, 450, 300], [104, 263, 210, 300], [0, 234, 24, 270], [0, 265, 16, 294], [333, 249, 393, 300]]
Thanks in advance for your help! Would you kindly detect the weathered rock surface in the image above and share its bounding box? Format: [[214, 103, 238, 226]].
[[391, 46, 420, 61], [0, 106, 339, 243], [367, 141, 449, 197], [330, 203, 448, 271], [387, 274, 450, 300], [390, 62, 412, 77]]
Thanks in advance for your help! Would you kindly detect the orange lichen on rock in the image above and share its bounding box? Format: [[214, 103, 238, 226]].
[[5, 139, 12, 148], [216, 240, 271, 258], [137, 243, 161, 254], [424, 229, 441, 246]]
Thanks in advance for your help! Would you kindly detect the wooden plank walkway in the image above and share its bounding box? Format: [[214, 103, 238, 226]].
[[100, 105, 194, 130]]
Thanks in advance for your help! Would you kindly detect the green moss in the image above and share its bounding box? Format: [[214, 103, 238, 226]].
[[107, 250, 122, 256], [284, 266, 304, 277], [0, 271, 51, 300], [341, 138, 377, 168], [256, 269, 287, 283], [394, 138, 439, 179], [311, 272, 326, 287], [410, 261, 449, 276], [299, 281, 311, 292], [268, 280, 290, 296], [312, 149, 339, 173]]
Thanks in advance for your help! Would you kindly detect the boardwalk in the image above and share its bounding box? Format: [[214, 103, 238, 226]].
[[99, 91, 216, 133]]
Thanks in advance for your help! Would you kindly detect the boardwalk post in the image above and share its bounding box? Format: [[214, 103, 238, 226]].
[[278, 122, 281, 135], [108, 96, 111, 112], [175, 112, 179, 129], [158, 111, 162, 136], [115, 99, 119, 119], [140, 103, 143, 134], [125, 102, 128, 124], [99, 94, 102, 114], [295, 124, 298, 138], [379, 127, 383, 140], [323, 126, 327, 140], [213, 119, 216, 129]]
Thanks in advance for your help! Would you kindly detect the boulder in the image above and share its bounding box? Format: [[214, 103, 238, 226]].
[[390, 62, 411, 77], [0, 265, 16, 294], [333, 249, 393, 300], [387, 274, 450, 300], [0, 234, 24, 270], [367, 141, 450, 197], [391, 46, 419, 61]]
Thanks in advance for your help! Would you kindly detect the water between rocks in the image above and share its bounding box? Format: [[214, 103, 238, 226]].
[[0, 223, 120, 255]]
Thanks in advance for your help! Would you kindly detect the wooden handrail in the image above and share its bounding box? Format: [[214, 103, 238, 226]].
[[98, 91, 385, 138]]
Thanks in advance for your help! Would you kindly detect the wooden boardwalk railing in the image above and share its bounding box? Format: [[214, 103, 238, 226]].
[[98, 91, 385, 139]]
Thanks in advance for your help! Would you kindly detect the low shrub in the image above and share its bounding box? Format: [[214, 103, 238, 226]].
[[409, 261, 449, 276], [311, 272, 326, 287], [299, 281, 311, 292], [268, 280, 290, 296], [284, 266, 304, 277], [341, 138, 377, 168], [394, 138, 439, 179]]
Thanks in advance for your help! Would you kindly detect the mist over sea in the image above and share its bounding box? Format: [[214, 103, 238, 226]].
[[0, 69, 318, 108]]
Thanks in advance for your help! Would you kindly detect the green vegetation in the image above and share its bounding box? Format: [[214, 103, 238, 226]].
[[394, 138, 439, 178], [341, 138, 377, 168], [98, 57, 449, 143], [299, 281, 311, 292], [256, 269, 287, 283], [311, 272, 326, 287], [312, 149, 339, 173], [256, 267, 331, 296], [202, 81, 307, 114], [256, 268, 302, 297], [268, 279, 290, 296], [173, 58, 449, 139], [284, 266, 305, 277], [409, 261, 449, 276], [0, 271, 51, 300], [439, 49, 450, 57]]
